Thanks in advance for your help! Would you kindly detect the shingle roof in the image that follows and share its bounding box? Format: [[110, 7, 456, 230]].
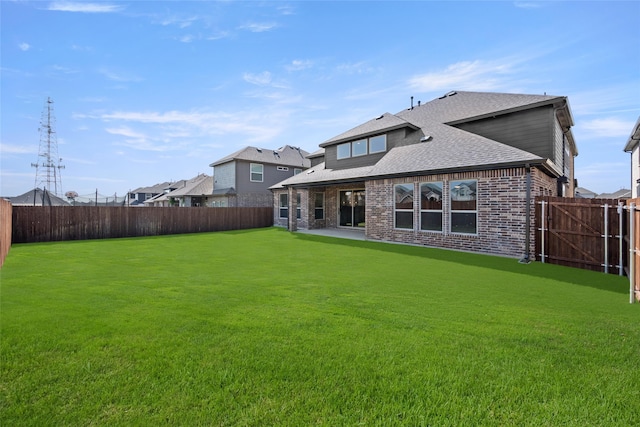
[[276, 91, 568, 188], [321, 113, 419, 146], [166, 174, 212, 197], [131, 181, 174, 194], [210, 145, 310, 168]]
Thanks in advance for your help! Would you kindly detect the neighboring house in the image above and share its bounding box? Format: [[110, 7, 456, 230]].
[[272, 90, 578, 259], [149, 174, 213, 207], [209, 145, 310, 207], [7, 188, 69, 206], [575, 187, 597, 199], [128, 181, 173, 206], [623, 116, 640, 198], [598, 189, 631, 200]]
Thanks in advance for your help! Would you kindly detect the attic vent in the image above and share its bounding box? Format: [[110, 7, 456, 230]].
[[375, 114, 384, 120], [446, 91, 457, 97], [256, 148, 262, 153]]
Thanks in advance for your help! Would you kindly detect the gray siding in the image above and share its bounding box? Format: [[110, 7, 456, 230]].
[[325, 128, 421, 170], [454, 106, 556, 163], [213, 162, 236, 190], [236, 160, 301, 194]]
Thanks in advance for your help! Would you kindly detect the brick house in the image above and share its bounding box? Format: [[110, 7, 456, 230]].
[[272, 91, 578, 260], [209, 145, 310, 207]]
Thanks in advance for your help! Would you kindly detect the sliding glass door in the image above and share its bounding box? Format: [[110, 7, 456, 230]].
[[339, 190, 365, 228]]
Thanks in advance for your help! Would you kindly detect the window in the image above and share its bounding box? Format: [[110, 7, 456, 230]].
[[250, 163, 264, 182], [314, 193, 325, 220], [336, 134, 387, 160], [277, 166, 289, 171], [420, 182, 443, 232], [369, 135, 386, 153], [296, 193, 301, 219], [450, 180, 477, 234], [352, 139, 367, 157], [279, 193, 288, 219], [294, 168, 302, 175], [337, 143, 351, 159], [394, 184, 414, 229]]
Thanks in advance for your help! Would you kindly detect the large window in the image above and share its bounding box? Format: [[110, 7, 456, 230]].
[[314, 193, 324, 220], [279, 193, 288, 219], [450, 180, 477, 234], [394, 184, 414, 229], [336, 134, 387, 159], [420, 182, 443, 232], [369, 135, 386, 153], [337, 143, 351, 159], [352, 139, 367, 157], [250, 163, 264, 182]]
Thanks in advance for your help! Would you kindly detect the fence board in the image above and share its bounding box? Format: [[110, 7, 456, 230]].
[[12, 206, 273, 243], [0, 198, 12, 268], [535, 196, 624, 274]]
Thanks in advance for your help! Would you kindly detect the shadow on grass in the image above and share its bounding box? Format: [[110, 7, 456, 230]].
[[289, 230, 629, 295]]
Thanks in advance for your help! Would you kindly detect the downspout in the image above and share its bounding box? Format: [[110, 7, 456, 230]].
[[519, 164, 532, 264]]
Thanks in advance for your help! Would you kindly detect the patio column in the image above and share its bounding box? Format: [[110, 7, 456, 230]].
[[288, 187, 297, 231]]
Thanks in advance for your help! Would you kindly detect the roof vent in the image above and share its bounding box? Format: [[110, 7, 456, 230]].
[[256, 148, 262, 153], [420, 135, 432, 142], [376, 114, 384, 120]]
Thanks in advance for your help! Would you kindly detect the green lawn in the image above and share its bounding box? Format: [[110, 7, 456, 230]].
[[1, 227, 638, 426]]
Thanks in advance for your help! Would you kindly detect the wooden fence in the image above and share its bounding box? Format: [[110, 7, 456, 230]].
[[12, 206, 273, 244], [535, 196, 639, 302], [0, 198, 12, 268]]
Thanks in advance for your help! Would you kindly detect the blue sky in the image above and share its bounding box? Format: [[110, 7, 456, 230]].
[[2, 0, 639, 198]]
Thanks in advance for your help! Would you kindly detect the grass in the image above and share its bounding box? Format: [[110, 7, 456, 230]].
[[1, 227, 638, 426]]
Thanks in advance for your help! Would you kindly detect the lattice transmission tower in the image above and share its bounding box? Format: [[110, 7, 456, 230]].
[[31, 97, 65, 197]]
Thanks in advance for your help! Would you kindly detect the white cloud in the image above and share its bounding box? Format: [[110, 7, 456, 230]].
[[243, 71, 272, 86], [336, 61, 376, 75], [408, 60, 517, 92], [48, 1, 123, 13], [89, 107, 291, 149], [98, 68, 142, 82], [18, 43, 31, 51], [580, 118, 635, 138], [239, 22, 278, 33], [1, 143, 37, 154], [286, 59, 313, 72]]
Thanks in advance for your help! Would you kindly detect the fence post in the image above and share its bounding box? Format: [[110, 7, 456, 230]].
[[540, 199, 546, 263], [618, 202, 624, 276], [604, 203, 609, 274], [630, 203, 636, 304]]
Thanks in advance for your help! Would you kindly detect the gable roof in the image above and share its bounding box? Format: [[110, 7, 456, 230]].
[[320, 113, 419, 147], [168, 174, 213, 197], [210, 145, 310, 168], [275, 91, 566, 188]]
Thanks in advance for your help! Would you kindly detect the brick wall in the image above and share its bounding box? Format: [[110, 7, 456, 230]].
[[366, 167, 557, 258]]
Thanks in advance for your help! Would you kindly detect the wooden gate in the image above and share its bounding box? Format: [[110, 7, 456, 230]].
[[535, 196, 625, 274]]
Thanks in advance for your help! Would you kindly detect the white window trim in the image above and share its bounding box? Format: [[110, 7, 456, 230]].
[[369, 135, 387, 154], [337, 142, 351, 159], [449, 180, 478, 235], [279, 193, 288, 219], [394, 183, 414, 230], [351, 139, 368, 157], [250, 163, 264, 182], [419, 182, 443, 233], [277, 166, 289, 171]]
